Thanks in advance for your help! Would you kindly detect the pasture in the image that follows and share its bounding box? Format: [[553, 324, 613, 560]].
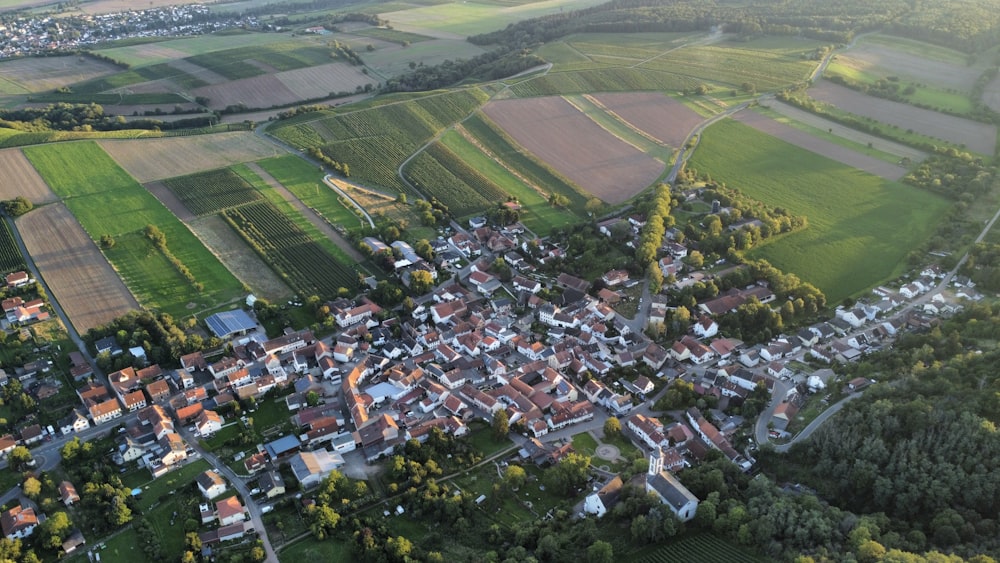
[[23, 142, 244, 316], [17, 203, 139, 332], [0, 149, 56, 203], [808, 80, 997, 155], [187, 215, 293, 301], [483, 96, 663, 204], [98, 132, 280, 183], [689, 119, 950, 303]]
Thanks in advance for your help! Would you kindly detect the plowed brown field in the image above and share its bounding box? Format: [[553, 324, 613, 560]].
[[837, 44, 979, 90], [483, 96, 663, 204], [809, 80, 996, 155], [98, 132, 280, 182], [591, 92, 703, 148], [0, 55, 119, 93], [192, 63, 372, 111], [19, 204, 138, 332], [0, 149, 57, 203]]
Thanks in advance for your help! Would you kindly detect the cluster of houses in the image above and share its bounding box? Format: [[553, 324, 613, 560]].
[[195, 470, 256, 548], [0, 483, 87, 554]]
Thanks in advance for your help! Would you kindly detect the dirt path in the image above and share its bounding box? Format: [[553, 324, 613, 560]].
[[244, 163, 365, 263]]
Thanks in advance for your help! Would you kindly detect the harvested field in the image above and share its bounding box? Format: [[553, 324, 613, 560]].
[[983, 75, 1000, 113], [193, 75, 298, 111], [0, 149, 57, 203], [835, 43, 980, 90], [18, 203, 138, 332], [192, 63, 373, 110], [0, 56, 119, 93], [763, 101, 927, 162], [276, 63, 374, 101], [483, 96, 663, 204], [732, 110, 909, 181], [187, 214, 292, 301], [166, 59, 229, 85], [809, 80, 997, 155], [98, 132, 281, 182], [590, 92, 702, 148]]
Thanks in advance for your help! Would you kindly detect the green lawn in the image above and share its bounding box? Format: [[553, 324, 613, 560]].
[[279, 536, 354, 563], [255, 155, 362, 228], [438, 130, 580, 235], [22, 142, 244, 316], [465, 422, 513, 457], [689, 119, 951, 303], [571, 432, 598, 457], [134, 459, 211, 511], [97, 527, 151, 563]]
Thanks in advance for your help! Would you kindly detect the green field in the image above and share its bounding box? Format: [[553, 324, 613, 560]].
[[350, 26, 435, 44], [186, 42, 340, 80], [164, 168, 263, 216], [22, 142, 244, 315], [255, 155, 362, 228], [378, 0, 607, 36], [403, 142, 503, 216], [438, 129, 580, 234], [95, 32, 300, 67], [635, 534, 763, 563], [279, 537, 354, 563], [270, 87, 490, 193], [689, 119, 950, 303], [823, 61, 975, 115]]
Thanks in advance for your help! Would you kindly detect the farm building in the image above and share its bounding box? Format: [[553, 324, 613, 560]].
[[205, 310, 257, 339]]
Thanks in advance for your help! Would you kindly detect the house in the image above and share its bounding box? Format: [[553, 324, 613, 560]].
[[197, 470, 227, 499], [583, 475, 623, 518], [5, 271, 28, 289], [195, 410, 223, 436], [215, 496, 248, 527], [59, 409, 90, 435], [258, 471, 286, 499], [289, 449, 345, 488], [512, 275, 540, 294], [602, 269, 629, 287], [61, 530, 86, 555], [692, 316, 718, 339], [645, 455, 698, 522], [0, 435, 15, 458], [179, 351, 207, 373], [0, 506, 37, 539], [59, 481, 80, 506]]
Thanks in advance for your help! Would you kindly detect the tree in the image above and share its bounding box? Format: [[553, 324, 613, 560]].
[[604, 417, 621, 438], [8, 446, 31, 471], [503, 465, 526, 491], [39, 511, 71, 550], [410, 270, 434, 294], [305, 391, 321, 407], [100, 234, 115, 248], [587, 540, 614, 563], [251, 545, 266, 562], [22, 477, 40, 499], [585, 198, 603, 215], [492, 410, 509, 441], [544, 453, 591, 496], [2, 197, 32, 217], [549, 193, 570, 208]]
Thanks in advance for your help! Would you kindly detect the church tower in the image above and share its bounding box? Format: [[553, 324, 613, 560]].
[[648, 451, 663, 476]]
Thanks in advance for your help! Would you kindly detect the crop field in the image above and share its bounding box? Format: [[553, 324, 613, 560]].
[[483, 96, 663, 204], [0, 149, 56, 203], [981, 75, 1000, 113], [359, 38, 486, 78], [192, 62, 373, 111], [510, 67, 699, 97], [830, 42, 980, 91], [590, 92, 704, 148], [255, 155, 362, 228], [378, 0, 608, 36], [404, 141, 503, 217], [442, 129, 579, 234], [808, 80, 997, 155], [823, 59, 974, 115], [271, 88, 489, 193], [732, 110, 908, 181], [350, 26, 434, 44], [24, 142, 244, 315], [563, 95, 674, 161], [690, 119, 950, 303], [184, 42, 340, 81], [164, 168, 263, 216], [94, 32, 298, 67], [635, 534, 762, 563], [17, 203, 138, 332], [98, 132, 280, 183], [69, 62, 209, 95], [0, 220, 24, 274], [188, 214, 293, 301], [223, 201, 359, 297], [0, 55, 119, 94], [462, 112, 589, 212]]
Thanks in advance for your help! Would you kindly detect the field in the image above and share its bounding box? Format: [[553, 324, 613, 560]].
[[23, 142, 244, 316], [98, 132, 281, 182], [483, 96, 663, 204], [0, 220, 24, 274], [634, 534, 762, 563], [270, 87, 490, 193], [378, 0, 609, 36], [17, 203, 139, 332], [690, 119, 950, 303], [510, 67, 699, 98], [192, 63, 373, 111], [254, 155, 362, 229], [982, 75, 1000, 113], [403, 141, 505, 217], [732, 110, 909, 181], [0, 55, 119, 94], [823, 58, 975, 115], [279, 537, 353, 563], [0, 149, 57, 203], [187, 215, 294, 301], [808, 80, 997, 155], [590, 92, 704, 148], [223, 201, 359, 297], [163, 168, 263, 216]]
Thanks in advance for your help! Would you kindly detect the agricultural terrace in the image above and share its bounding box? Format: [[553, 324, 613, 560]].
[[0, 220, 25, 275], [270, 87, 490, 194], [223, 201, 359, 297], [689, 119, 950, 303], [635, 533, 763, 563], [23, 142, 244, 316], [439, 129, 580, 235], [462, 112, 590, 213], [191, 62, 374, 111], [255, 155, 362, 229], [732, 110, 909, 181], [483, 96, 663, 204], [0, 55, 119, 94], [17, 204, 139, 332], [808, 80, 997, 155], [163, 168, 263, 216], [98, 132, 280, 183], [378, 0, 608, 37], [0, 149, 57, 204], [590, 92, 704, 148]]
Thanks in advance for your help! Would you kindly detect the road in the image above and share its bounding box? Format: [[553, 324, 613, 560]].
[[322, 175, 376, 228], [666, 100, 754, 185], [179, 426, 278, 563], [772, 392, 862, 453]]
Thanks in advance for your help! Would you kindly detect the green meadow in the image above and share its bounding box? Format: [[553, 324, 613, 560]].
[[23, 142, 244, 315], [689, 119, 950, 303], [255, 154, 362, 228]]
